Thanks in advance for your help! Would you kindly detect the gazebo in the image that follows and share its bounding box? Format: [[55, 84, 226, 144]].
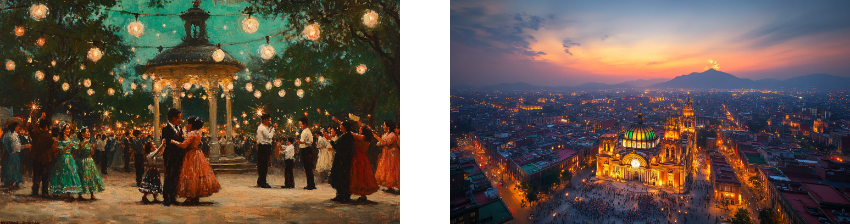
[[145, 1, 242, 161]]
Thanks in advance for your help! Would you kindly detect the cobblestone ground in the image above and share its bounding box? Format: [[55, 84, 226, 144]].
[[0, 168, 400, 224]]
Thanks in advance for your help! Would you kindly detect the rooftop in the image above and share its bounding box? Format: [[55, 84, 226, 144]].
[[804, 183, 850, 206], [780, 190, 824, 224]]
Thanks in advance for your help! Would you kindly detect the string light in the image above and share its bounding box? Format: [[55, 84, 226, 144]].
[[181, 92, 186, 98], [227, 82, 234, 90], [294, 78, 301, 87], [118, 77, 124, 83], [27, 58, 32, 63], [212, 48, 225, 62], [278, 89, 285, 97], [274, 78, 282, 87], [88, 47, 103, 62], [254, 90, 262, 98], [297, 89, 304, 98], [265, 82, 272, 90], [183, 83, 192, 90], [362, 10, 379, 28], [108, 88, 115, 96], [62, 83, 69, 91], [141, 74, 148, 80], [245, 83, 253, 92], [242, 16, 259, 34], [14, 26, 24, 36], [305, 77, 311, 82], [318, 76, 324, 83], [51, 60, 56, 67], [303, 23, 321, 41], [83, 79, 91, 87], [87, 89, 95, 96], [53, 75, 59, 82], [259, 44, 275, 60], [5, 60, 14, 71], [202, 95, 208, 100], [356, 64, 367, 74], [36, 37, 45, 47], [131, 83, 137, 90], [30, 4, 49, 21], [35, 71, 44, 81], [128, 20, 145, 38]]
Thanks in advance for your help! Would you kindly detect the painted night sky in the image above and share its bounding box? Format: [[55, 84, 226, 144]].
[[451, 0, 850, 86]]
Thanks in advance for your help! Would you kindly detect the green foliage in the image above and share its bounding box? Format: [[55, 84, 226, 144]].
[[758, 208, 780, 224], [540, 169, 560, 193], [697, 129, 718, 148], [732, 208, 752, 224], [0, 0, 132, 123], [520, 181, 539, 203], [560, 169, 572, 183]]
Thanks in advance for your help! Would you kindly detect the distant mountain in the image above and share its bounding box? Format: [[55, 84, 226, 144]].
[[617, 78, 670, 87], [650, 69, 758, 88], [450, 84, 475, 90], [651, 69, 850, 89], [573, 82, 633, 90], [479, 82, 541, 91]]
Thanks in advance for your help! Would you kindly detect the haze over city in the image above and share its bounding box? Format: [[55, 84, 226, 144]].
[[451, 0, 850, 87]]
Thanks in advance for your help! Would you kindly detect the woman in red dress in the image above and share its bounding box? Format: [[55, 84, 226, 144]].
[[171, 117, 221, 205], [373, 120, 400, 193], [350, 124, 379, 202]]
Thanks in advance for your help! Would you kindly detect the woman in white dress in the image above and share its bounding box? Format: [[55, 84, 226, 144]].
[[111, 134, 124, 171], [314, 127, 335, 183]]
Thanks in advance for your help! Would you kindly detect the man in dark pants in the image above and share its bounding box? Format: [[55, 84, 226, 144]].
[[101, 135, 111, 174], [131, 130, 146, 187], [329, 120, 355, 203], [161, 108, 185, 206], [296, 117, 316, 190], [29, 119, 56, 197], [255, 113, 276, 188], [122, 131, 132, 173]]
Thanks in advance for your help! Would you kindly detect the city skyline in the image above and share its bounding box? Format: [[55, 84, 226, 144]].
[[451, 0, 850, 86]]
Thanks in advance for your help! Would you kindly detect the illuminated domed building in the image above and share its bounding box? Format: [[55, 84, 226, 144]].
[[596, 99, 697, 193]]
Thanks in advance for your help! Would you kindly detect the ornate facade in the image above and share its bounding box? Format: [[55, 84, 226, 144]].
[[596, 99, 697, 193]]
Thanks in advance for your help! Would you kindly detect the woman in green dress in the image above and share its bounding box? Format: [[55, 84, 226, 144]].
[[49, 124, 82, 202], [75, 127, 104, 199]]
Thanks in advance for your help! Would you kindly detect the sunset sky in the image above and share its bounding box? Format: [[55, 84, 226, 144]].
[[451, 0, 850, 86]]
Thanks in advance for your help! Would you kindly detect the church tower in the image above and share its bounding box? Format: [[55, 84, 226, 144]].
[[659, 113, 683, 164]]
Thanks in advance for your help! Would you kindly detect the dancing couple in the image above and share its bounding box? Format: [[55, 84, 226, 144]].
[[155, 108, 220, 206]]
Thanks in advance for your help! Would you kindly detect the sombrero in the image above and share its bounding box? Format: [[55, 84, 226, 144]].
[[3, 117, 24, 129], [348, 113, 360, 122]]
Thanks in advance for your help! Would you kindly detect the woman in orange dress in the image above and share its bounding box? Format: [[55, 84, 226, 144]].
[[171, 117, 221, 205], [373, 120, 399, 193], [350, 125, 379, 202]]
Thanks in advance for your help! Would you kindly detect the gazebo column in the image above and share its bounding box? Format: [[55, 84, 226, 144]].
[[153, 93, 161, 143], [225, 90, 235, 157], [173, 91, 181, 110], [207, 86, 220, 161]]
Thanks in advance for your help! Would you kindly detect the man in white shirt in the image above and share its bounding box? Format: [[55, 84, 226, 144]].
[[278, 137, 296, 188], [96, 135, 108, 174], [296, 117, 316, 190], [255, 113, 277, 188]]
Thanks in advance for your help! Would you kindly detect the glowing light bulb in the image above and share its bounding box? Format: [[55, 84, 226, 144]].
[[242, 16, 259, 34], [51, 60, 56, 67], [303, 23, 321, 41], [294, 78, 301, 87], [52, 75, 59, 82], [318, 76, 324, 83], [305, 77, 311, 82], [356, 64, 367, 74], [87, 89, 95, 96], [88, 47, 102, 62], [245, 83, 253, 92], [118, 77, 124, 83], [34, 71, 44, 81], [259, 44, 275, 60], [278, 90, 286, 97], [30, 4, 49, 21], [62, 83, 69, 91], [212, 49, 225, 62], [36, 37, 45, 47], [141, 74, 148, 80], [14, 26, 24, 36], [108, 88, 115, 96], [362, 10, 379, 28], [254, 90, 262, 99], [265, 82, 272, 90], [83, 79, 91, 87], [227, 82, 234, 90], [274, 78, 282, 87], [131, 83, 137, 90], [127, 21, 144, 38], [5, 60, 15, 71], [297, 89, 304, 98], [183, 83, 192, 90]]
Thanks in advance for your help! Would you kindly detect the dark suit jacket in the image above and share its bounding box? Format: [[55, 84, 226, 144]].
[[29, 128, 56, 165], [162, 123, 185, 158], [329, 133, 355, 190]]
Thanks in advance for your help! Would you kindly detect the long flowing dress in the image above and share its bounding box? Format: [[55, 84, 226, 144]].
[[111, 138, 124, 169], [176, 130, 221, 198], [375, 132, 400, 189], [2, 133, 23, 185], [139, 153, 162, 194], [76, 141, 105, 194], [49, 140, 82, 194], [315, 136, 334, 172], [349, 133, 378, 196]]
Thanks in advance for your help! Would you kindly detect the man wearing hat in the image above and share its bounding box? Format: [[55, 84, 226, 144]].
[[255, 113, 277, 188]]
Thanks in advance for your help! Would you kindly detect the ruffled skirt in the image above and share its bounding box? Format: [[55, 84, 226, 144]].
[[139, 167, 162, 194], [316, 148, 335, 172], [375, 148, 400, 189], [49, 154, 82, 194], [177, 150, 221, 198], [77, 157, 105, 193], [350, 150, 379, 196], [2, 153, 22, 185]]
